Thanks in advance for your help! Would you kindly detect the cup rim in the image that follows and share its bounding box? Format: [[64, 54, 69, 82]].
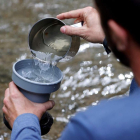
[[13, 59, 63, 85]]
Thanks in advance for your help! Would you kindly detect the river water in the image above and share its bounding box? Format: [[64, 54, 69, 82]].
[[0, 0, 132, 140]]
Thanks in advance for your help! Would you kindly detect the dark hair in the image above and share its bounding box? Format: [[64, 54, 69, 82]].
[[95, 0, 140, 44]]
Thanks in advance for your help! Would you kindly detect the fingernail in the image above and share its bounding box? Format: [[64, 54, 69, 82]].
[[60, 26, 66, 33], [51, 100, 55, 107]]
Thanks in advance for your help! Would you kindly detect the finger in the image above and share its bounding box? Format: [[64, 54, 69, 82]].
[[9, 81, 21, 95], [42, 100, 55, 111], [4, 115, 10, 123], [4, 88, 10, 98], [3, 96, 12, 109], [74, 18, 83, 24], [60, 25, 86, 36], [57, 9, 84, 20], [2, 105, 8, 115]]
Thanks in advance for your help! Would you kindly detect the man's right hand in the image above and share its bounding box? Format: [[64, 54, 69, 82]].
[[57, 7, 105, 43]]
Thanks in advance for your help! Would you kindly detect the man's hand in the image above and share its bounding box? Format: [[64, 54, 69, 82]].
[[2, 81, 55, 128], [57, 7, 105, 43]]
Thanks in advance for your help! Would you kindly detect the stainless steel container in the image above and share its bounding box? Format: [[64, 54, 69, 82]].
[[28, 18, 81, 63]]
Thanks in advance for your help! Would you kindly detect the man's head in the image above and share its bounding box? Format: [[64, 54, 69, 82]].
[[94, 0, 140, 67]]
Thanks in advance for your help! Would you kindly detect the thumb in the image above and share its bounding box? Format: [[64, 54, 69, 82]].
[[42, 100, 55, 111], [60, 25, 86, 37]]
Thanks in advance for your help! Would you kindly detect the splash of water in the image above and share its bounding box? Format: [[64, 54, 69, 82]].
[[21, 61, 57, 83], [31, 49, 63, 65], [21, 49, 72, 83]]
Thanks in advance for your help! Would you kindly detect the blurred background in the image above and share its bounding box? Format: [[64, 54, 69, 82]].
[[0, 0, 133, 140]]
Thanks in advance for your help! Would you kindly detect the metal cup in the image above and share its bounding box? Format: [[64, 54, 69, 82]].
[[28, 18, 82, 63]]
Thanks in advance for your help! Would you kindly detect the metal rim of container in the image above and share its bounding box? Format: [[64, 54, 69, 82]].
[[28, 17, 72, 63]]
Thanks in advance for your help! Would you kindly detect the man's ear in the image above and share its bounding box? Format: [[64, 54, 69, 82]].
[[108, 20, 128, 51]]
